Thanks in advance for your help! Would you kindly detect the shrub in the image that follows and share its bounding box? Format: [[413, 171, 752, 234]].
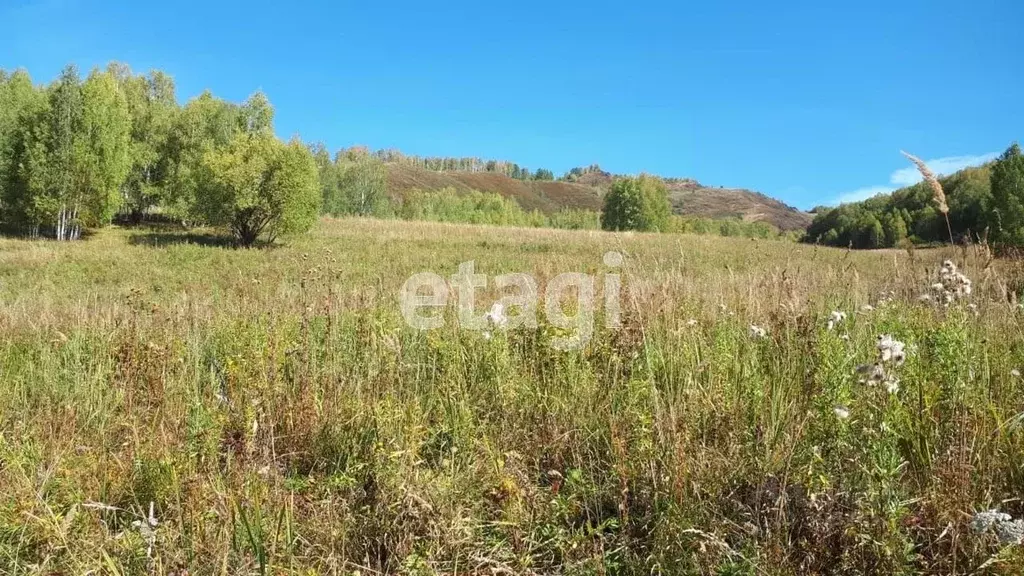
[[197, 134, 320, 246], [600, 174, 671, 232]]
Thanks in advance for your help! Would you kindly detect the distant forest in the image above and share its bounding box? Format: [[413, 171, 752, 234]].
[[806, 144, 1024, 248]]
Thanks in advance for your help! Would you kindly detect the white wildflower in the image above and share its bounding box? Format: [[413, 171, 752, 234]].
[[877, 335, 906, 366], [686, 318, 698, 327], [833, 406, 850, 420], [839, 334, 850, 341], [132, 501, 159, 557], [918, 294, 932, 302], [749, 324, 767, 339], [930, 260, 972, 305], [860, 304, 875, 312], [884, 377, 900, 394], [485, 302, 508, 328], [856, 363, 886, 384], [1011, 369, 1021, 378], [827, 310, 846, 331]]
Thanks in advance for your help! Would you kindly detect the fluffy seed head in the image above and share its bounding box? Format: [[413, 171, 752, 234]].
[[901, 150, 948, 214]]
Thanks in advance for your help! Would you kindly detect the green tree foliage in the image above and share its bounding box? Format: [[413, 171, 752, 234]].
[[109, 63, 178, 221], [78, 68, 133, 227], [562, 164, 607, 182], [806, 162, 1002, 248], [991, 143, 1024, 244], [238, 91, 274, 135], [667, 215, 791, 239], [399, 187, 539, 226], [31, 65, 86, 239], [163, 91, 240, 222], [370, 149, 553, 181], [0, 69, 46, 233], [335, 157, 389, 217], [197, 133, 320, 246], [600, 174, 671, 232], [881, 212, 908, 247], [318, 146, 390, 218], [9, 65, 132, 240]]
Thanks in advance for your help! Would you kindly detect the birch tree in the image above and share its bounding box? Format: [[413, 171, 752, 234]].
[[110, 64, 177, 221], [163, 91, 239, 223]]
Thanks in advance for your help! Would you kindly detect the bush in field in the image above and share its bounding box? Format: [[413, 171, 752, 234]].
[[196, 133, 320, 246], [600, 174, 671, 232]]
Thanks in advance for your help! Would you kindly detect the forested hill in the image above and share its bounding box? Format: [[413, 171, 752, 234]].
[[380, 160, 812, 231], [805, 162, 997, 248], [383, 163, 604, 214]]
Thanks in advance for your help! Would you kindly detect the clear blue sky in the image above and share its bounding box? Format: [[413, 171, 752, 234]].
[[2, 0, 1021, 210]]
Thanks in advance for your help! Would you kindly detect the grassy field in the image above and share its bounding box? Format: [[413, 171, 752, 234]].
[[2, 218, 1024, 575]]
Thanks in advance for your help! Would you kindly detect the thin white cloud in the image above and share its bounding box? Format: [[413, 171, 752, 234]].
[[835, 185, 894, 205], [888, 153, 999, 187], [830, 152, 998, 206]]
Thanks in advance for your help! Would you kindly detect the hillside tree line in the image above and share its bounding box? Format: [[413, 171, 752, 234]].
[[807, 144, 1024, 248]]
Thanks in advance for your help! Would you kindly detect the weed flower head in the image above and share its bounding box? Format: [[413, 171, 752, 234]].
[[877, 335, 906, 366], [927, 260, 972, 306], [131, 501, 159, 557], [827, 310, 847, 331], [485, 302, 508, 328], [834, 406, 850, 420], [749, 324, 767, 339], [1012, 369, 1021, 378], [857, 363, 886, 385]]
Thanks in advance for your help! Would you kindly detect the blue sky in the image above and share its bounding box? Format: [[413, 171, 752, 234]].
[[2, 0, 1021, 210]]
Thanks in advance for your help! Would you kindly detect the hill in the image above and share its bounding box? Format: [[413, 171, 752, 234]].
[[385, 164, 603, 214], [385, 163, 813, 231]]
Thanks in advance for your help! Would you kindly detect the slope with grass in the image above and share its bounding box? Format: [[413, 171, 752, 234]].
[[386, 163, 813, 230], [1, 219, 1022, 574]]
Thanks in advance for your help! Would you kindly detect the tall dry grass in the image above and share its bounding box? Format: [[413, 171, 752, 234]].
[[0, 219, 1022, 574], [902, 150, 955, 245]]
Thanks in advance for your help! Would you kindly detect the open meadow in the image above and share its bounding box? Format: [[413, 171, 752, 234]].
[[2, 218, 1024, 574]]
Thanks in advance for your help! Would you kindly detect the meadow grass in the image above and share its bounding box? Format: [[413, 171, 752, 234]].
[[1, 218, 1024, 574]]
